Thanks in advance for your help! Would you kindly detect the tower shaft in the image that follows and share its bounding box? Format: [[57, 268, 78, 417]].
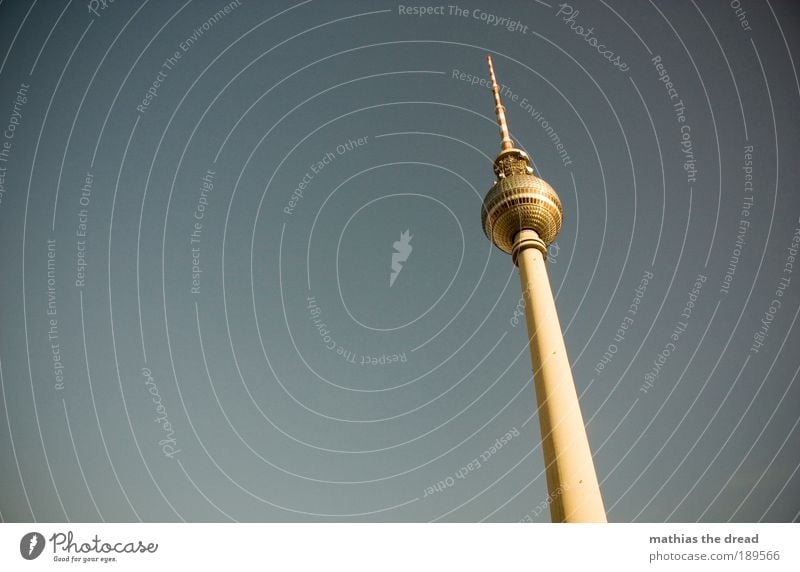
[[513, 230, 606, 522]]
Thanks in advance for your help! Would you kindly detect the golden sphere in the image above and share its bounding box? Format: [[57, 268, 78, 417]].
[[481, 173, 563, 254]]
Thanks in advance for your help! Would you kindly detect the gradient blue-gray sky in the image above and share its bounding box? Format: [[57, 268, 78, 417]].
[[0, 0, 798, 522]]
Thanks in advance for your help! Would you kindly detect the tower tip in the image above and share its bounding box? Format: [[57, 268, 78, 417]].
[[486, 55, 514, 151]]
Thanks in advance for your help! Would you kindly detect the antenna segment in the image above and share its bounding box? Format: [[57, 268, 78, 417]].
[[486, 55, 514, 151]]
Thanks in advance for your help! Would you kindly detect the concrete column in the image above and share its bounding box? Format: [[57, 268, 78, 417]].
[[513, 229, 607, 523]]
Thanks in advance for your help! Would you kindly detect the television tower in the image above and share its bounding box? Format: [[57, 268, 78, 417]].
[[480, 56, 606, 522]]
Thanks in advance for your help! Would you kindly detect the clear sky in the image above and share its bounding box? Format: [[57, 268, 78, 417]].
[[0, 0, 798, 523]]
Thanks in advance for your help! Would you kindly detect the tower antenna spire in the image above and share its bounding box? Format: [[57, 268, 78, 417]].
[[486, 55, 514, 151]]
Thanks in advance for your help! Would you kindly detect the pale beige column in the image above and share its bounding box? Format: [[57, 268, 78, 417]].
[[513, 229, 607, 523]]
